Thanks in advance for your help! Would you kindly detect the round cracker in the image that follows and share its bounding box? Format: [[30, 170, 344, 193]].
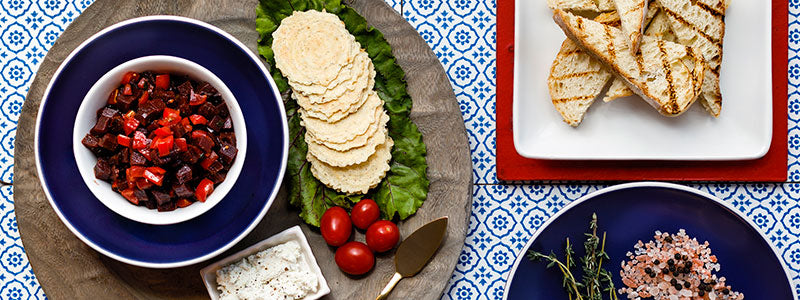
[[301, 92, 381, 144], [307, 109, 388, 151], [272, 10, 358, 86], [294, 70, 375, 122], [290, 50, 370, 103], [308, 136, 393, 195], [306, 123, 388, 167]]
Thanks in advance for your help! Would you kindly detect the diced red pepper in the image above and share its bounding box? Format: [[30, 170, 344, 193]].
[[121, 71, 136, 85], [195, 179, 214, 202], [191, 130, 212, 140], [135, 178, 154, 190], [138, 148, 152, 161], [189, 114, 208, 125], [200, 152, 219, 170], [122, 84, 133, 95], [189, 91, 207, 106], [146, 166, 166, 175], [175, 138, 188, 152], [181, 117, 193, 133], [176, 198, 193, 208], [159, 108, 181, 126], [116, 135, 131, 147], [123, 117, 139, 135], [143, 167, 165, 186], [153, 126, 172, 137], [137, 78, 147, 89], [138, 91, 149, 105], [107, 89, 118, 105], [155, 135, 174, 157], [120, 188, 138, 205], [132, 131, 148, 150], [126, 166, 145, 180], [155, 74, 170, 90]]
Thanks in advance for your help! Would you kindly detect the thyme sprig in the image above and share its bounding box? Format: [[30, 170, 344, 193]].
[[527, 213, 618, 300]]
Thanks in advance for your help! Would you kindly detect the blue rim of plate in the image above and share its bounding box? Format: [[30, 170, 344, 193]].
[[502, 182, 796, 299], [33, 16, 288, 268]]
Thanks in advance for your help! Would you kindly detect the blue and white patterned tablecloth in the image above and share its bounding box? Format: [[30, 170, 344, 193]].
[[1, 1, 799, 299]]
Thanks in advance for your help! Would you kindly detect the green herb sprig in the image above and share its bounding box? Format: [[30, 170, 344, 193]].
[[527, 213, 618, 300]]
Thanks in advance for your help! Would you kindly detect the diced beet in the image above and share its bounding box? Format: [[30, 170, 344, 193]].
[[173, 184, 194, 198], [176, 81, 193, 96], [208, 172, 226, 184], [170, 123, 187, 137], [219, 132, 236, 145], [130, 151, 147, 165], [83, 72, 236, 212], [143, 198, 157, 209], [91, 116, 112, 135], [133, 189, 148, 204], [197, 82, 218, 96], [223, 116, 232, 130], [151, 190, 171, 206], [152, 89, 175, 100], [215, 103, 229, 117], [207, 161, 224, 174], [175, 165, 192, 184], [198, 102, 217, 118], [116, 94, 136, 111], [82, 134, 100, 148], [157, 201, 177, 212], [94, 158, 113, 180], [208, 115, 225, 132], [99, 133, 118, 151], [219, 143, 238, 164], [101, 107, 119, 118], [194, 135, 215, 153]]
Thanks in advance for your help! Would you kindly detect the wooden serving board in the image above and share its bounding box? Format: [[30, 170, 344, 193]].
[[13, 0, 473, 299]]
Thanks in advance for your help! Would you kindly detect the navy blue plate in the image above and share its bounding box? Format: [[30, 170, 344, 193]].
[[34, 16, 288, 268], [504, 183, 794, 299]]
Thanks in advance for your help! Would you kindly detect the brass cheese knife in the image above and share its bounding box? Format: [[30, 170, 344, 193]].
[[375, 216, 448, 300]]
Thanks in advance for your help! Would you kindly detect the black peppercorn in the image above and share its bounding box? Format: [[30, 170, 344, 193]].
[[667, 259, 674, 266], [684, 281, 691, 288], [645, 267, 652, 274], [723, 288, 730, 295], [670, 278, 678, 285], [674, 253, 681, 259], [654, 259, 660, 265], [698, 290, 705, 296], [675, 284, 683, 291], [662, 268, 669, 275]]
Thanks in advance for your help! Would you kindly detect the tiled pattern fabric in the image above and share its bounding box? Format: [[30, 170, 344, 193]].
[[0, 1, 797, 299]]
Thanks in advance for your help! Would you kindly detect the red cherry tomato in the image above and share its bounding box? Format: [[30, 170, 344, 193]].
[[351, 199, 380, 230], [320, 207, 352, 246], [335, 241, 374, 275], [366, 220, 400, 253]]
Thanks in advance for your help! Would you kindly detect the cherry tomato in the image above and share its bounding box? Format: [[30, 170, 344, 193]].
[[351, 199, 380, 230], [366, 220, 400, 253], [335, 241, 374, 275], [320, 207, 351, 246]]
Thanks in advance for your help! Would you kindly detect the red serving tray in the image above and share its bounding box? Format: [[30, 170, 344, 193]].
[[495, 0, 788, 182]]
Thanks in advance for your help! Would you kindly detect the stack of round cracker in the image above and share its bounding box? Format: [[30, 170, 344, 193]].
[[273, 10, 392, 195]]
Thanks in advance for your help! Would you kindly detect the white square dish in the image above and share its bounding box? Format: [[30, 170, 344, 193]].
[[200, 226, 331, 300], [512, 0, 772, 160]]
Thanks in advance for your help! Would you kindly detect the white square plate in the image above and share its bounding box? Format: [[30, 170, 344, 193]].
[[513, 0, 772, 160]]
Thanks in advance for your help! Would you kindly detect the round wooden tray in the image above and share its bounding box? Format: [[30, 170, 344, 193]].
[[13, 0, 472, 299]]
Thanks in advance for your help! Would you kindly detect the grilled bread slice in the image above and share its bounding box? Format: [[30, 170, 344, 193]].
[[553, 9, 705, 116], [548, 0, 617, 12], [613, 0, 648, 54], [548, 12, 621, 126], [655, 0, 728, 117], [604, 8, 677, 102]]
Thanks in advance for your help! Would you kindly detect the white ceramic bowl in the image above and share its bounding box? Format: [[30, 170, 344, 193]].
[[72, 55, 247, 225], [200, 226, 331, 300]]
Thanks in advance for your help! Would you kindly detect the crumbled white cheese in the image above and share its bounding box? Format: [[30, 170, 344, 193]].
[[216, 240, 318, 300]]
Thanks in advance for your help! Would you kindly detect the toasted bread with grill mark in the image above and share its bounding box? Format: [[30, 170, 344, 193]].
[[554, 10, 705, 116], [548, 12, 621, 126], [613, 0, 648, 54], [604, 8, 677, 102], [655, 0, 728, 117], [548, 0, 600, 11]]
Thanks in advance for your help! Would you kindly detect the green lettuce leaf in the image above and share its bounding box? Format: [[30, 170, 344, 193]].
[[256, 0, 429, 226]]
